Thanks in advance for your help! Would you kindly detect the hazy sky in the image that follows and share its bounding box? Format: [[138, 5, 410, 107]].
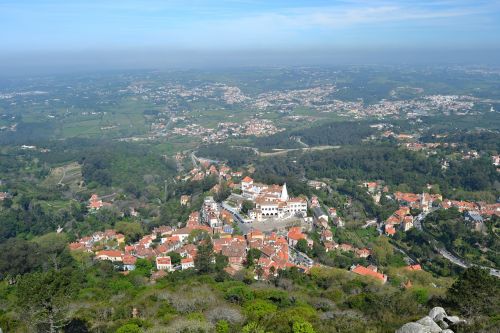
[[1, 0, 500, 72]]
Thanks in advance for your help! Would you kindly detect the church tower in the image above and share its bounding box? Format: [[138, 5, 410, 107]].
[[281, 183, 289, 201]]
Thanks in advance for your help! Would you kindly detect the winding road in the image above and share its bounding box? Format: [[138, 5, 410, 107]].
[[419, 209, 500, 277]]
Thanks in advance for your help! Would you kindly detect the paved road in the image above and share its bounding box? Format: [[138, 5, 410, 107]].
[[361, 220, 377, 229], [190, 152, 199, 168], [414, 208, 437, 230], [294, 136, 309, 148], [438, 248, 500, 277], [438, 248, 468, 268]]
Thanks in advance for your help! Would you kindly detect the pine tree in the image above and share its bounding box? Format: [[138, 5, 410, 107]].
[[195, 241, 214, 273]]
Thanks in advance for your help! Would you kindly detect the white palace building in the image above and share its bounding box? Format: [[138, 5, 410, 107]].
[[241, 176, 307, 220]]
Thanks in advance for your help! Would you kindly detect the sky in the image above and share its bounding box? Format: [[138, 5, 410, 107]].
[[1, 0, 500, 72]]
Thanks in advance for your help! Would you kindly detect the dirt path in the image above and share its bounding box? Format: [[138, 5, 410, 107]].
[[57, 166, 67, 185]]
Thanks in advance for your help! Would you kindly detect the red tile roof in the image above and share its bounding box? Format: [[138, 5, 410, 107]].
[[96, 250, 122, 258], [242, 176, 253, 183], [352, 265, 387, 283], [122, 254, 137, 265], [156, 256, 172, 265], [406, 264, 422, 271]]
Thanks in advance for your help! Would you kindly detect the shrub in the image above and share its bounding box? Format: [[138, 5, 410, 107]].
[[292, 319, 315, 333], [254, 289, 291, 307], [158, 286, 216, 313], [244, 299, 277, 321], [215, 320, 230, 333], [206, 306, 244, 324], [166, 318, 214, 333], [116, 323, 140, 333], [225, 286, 254, 305]]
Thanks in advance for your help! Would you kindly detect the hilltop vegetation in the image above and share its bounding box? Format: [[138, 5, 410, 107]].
[[0, 234, 498, 333]]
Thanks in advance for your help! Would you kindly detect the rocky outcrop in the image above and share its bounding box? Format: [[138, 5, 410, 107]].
[[429, 307, 446, 321], [416, 316, 442, 333], [396, 307, 466, 333], [396, 322, 432, 333]]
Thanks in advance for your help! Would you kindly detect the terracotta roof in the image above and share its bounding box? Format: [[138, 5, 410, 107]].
[[172, 227, 192, 235], [242, 176, 253, 183], [352, 265, 387, 283], [122, 254, 137, 265], [386, 215, 401, 225], [288, 228, 306, 241], [385, 225, 396, 235], [156, 256, 172, 265], [340, 243, 353, 251], [356, 248, 371, 257], [69, 242, 84, 250], [96, 250, 122, 258], [406, 264, 422, 271]]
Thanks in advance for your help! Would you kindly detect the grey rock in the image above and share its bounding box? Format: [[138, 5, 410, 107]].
[[417, 316, 443, 333], [434, 313, 446, 322], [429, 307, 447, 321], [436, 319, 449, 329], [444, 316, 461, 324], [396, 322, 432, 333], [441, 330, 454, 333]]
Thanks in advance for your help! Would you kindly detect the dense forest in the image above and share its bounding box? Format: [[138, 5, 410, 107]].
[[252, 121, 376, 151], [421, 130, 500, 152], [253, 144, 500, 200], [197, 145, 257, 168]]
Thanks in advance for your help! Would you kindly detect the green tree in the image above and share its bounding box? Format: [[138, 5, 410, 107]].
[[195, 241, 214, 273], [244, 299, 277, 321], [0, 238, 41, 281], [115, 221, 144, 243], [35, 232, 73, 271], [188, 229, 210, 244], [159, 200, 188, 227], [255, 265, 264, 280], [167, 251, 182, 265], [17, 269, 77, 333], [215, 253, 229, 272], [225, 286, 254, 305], [2, 197, 13, 208], [245, 248, 262, 267], [134, 258, 153, 277], [295, 239, 309, 254], [241, 200, 254, 214], [214, 183, 232, 202], [446, 267, 500, 317]]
